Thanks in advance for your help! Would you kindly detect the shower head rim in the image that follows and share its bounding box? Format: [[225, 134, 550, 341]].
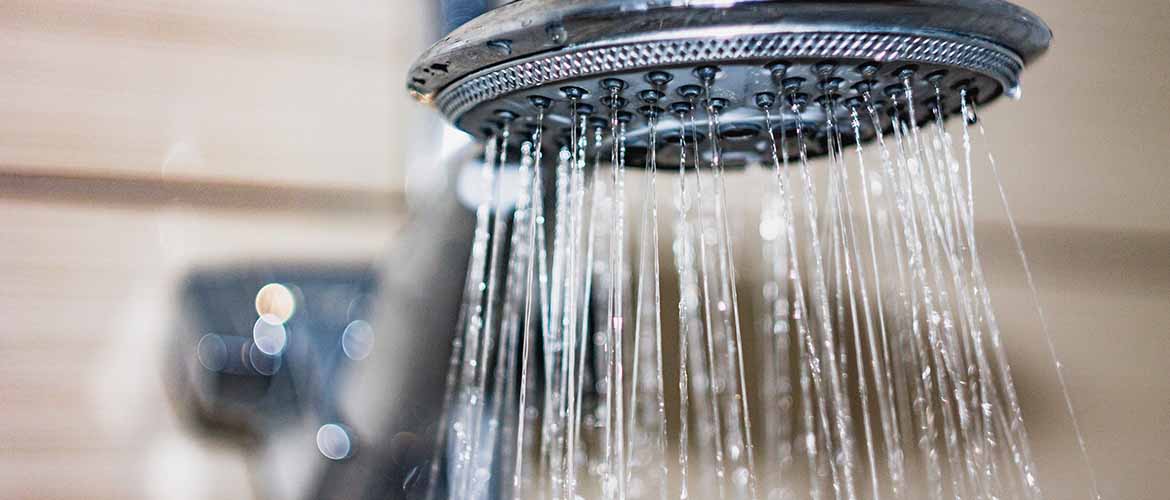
[[433, 27, 1023, 129], [406, 0, 1052, 104]]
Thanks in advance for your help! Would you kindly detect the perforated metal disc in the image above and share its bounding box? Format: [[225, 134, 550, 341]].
[[407, 0, 1051, 163]]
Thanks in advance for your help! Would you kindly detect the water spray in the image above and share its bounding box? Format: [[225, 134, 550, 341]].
[[405, 2, 1100, 499]]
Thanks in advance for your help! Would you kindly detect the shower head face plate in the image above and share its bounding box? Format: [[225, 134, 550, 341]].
[[407, 0, 1052, 163]]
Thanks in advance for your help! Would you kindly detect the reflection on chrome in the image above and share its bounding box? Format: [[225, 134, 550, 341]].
[[195, 333, 228, 372], [252, 316, 288, 356], [316, 423, 353, 461], [255, 282, 296, 324], [341, 319, 374, 361], [247, 342, 282, 376]]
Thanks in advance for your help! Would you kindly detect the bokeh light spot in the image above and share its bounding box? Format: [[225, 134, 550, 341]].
[[252, 316, 288, 355], [341, 320, 375, 361], [317, 424, 352, 460], [255, 282, 296, 324], [196, 333, 228, 371], [247, 342, 282, 376]]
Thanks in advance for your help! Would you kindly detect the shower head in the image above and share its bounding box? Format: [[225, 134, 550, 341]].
[[407, 0, 1050, 162], [405, 5, 1091, 500]]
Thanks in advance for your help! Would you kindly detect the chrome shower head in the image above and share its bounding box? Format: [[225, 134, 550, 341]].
[[407, 0, 1050, 163], [403, 5, 1097, 500]]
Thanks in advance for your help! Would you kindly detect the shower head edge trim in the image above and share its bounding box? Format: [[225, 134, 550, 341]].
[[406, 0, 1051, 104]]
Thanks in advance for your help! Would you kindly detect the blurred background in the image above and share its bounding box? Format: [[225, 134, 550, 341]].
[[0, 1, 1166, 499]]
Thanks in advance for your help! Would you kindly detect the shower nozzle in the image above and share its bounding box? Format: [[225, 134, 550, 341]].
[[408, 0, 1051, 161]]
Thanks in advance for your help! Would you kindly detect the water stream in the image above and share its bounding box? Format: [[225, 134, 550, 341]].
[[421, 84, 1096, 500]]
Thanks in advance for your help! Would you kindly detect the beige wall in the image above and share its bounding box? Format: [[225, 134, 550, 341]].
[[980, 2, 1170, 497], [0, 1, 418, 498]]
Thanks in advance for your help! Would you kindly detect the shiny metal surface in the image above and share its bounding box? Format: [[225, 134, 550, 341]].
[[406, 0, 1051, 162], [410, 0, 1051, 100]]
